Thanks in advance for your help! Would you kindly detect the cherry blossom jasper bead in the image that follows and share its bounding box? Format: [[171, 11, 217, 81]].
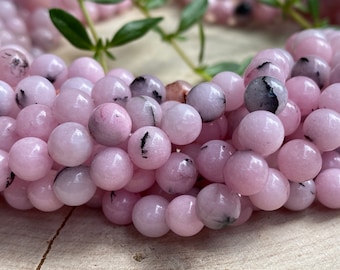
[[155, 152, 197, 194], [0, 149, 12, 192], [318, 83, 340, 113], [277, 99, 301, 136], [132, 195, 169, 237], [195, 140, 235, 183], [67, 56, 104, 83], [185, 82, 226, 122], [230, 196, 253, 226], [321, 151, 340, 171], [224, 150, 269, 195], [8, 137, 53, 181], [130, 75, 166, 104], [14, 75, 56, 109], [3, 177, 33, 210], [249, 168, 290, 211], [0, 81, 15, 116], [88, 103, 132, 147], [60, 77, 93, 96], [90, 147, 133, 191], [237, 110, 285, 156], [53, 166, 97, 206], [195, 114, 228, 144], [195, 183, 241, 229], [277, 139, 322, 182], [47, 122, 93, 167], [102, 190, 141, 225], [27, 170, 64, 212], [165, 195, 204, 237], [161, 103, 202, 145], [284, 180, 316, 211], [244, 76, 288, 114], [303, 108, 340, 151], [91, 75, 131, 107], [0, 116, 19, 151], [123, 168, 156, 193], [107, 67, 135, 86], [127, 126, 171, 170], [315, 168, 340, 209]]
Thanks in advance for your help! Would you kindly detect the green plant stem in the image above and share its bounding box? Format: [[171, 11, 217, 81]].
[[135, 4, 212, 81], [77, 0, 108, 72], [286, 7, 313, 29]]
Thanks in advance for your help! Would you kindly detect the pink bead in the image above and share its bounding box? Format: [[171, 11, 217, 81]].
[[90, 147, 133, 191], [60, 77, 93, 96], [230, 196, 253, 226], [303, 108, 340, 151], [319, 83, 340, 113], [238, 110, 285, 156], [86, 188, 105, 208], [165, 195, 204, 237], [68, 57, 104, 83], [0, 149, 11, 192], [0, 116, 19, 151], [194, 114, 228, 144], [127, 126, 172, 170], [15, 104, 58, 141], [155, 152, 197, 194], [249, 168, 290, 211], [53, 166, 97, 206], [285, 76, 320, 116], [124, 168, 156, 193], [277, 99, 301, 136], [196, 140, 235, 183], [102, 190, 141, 225], [161, 103, 202, 145], [224, 150, 269, 195], [88, 103, 132, 147], [9, 137, 53, 181], [212, 71, 245, 111], [284, 180, 316, 211], [196, 183, 241, 229], [3, 177, 33, 210], [277, 139, 322, 182], [132, 195, 169, 237], [27, 170, 64, 212], [315, 168, 340, 209], [47, 122, 93, 167], [107, 67, 134, 85], [0, 81, 15, 116], [321, 151, 340, 171]]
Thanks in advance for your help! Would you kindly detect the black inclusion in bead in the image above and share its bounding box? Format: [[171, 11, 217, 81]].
[[244, 76, 287, 114], [129, 75, 165, 104], [234, 1, 252, 16]]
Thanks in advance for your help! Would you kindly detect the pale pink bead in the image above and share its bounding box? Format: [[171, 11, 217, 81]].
[[277, 99, 301, 136], [195, 183, 241, 229], [60, 77, 93, 96], [84, 1, 99, 22], [224, 150, 269, 195], [321, 151, 340, 171], [53, 166, 97, 206], [225, 106, 249, 139], [15, 104, 58, 141], [27, 170, 63, 212], [284, 180, 316, 211], [3, 177, 33, 210], [124, 168, 156, 193], [165, 195, 204, 237], [47, 122, 93, 167], [212, 71, 245, 111], [9, 137, 53, 181], [230, 196, 253, 226], [315, 168, 340, 209], [161, 103, 202, 145], [52, 88, 95, 126], [86, 187, 105, 208], [68, 57, 104, 83], [127, 126, 172, 170], [107, 68, 134, 85], [132, 195, 169, 237], [249, 168, 290, 211], [102, 190, 141, 225], [237, 110, 285, 156], [0, 149, 12, 192], [277, 139, 322, 182], [318, 83, 340, 113], [196, 140, 235, 183], [97, 4, 118, 20], [88, 103, 132, 147], [90, 147, 133, 191], [143, 182, 177, 202], [179, 143, 202, 161], [0, 116, 19, 151], [285, 76, 320, 116], [155, 152, 197, 194], [303, 108, 340, 151], [195, 114, 228, 144], [0, 81, 15, 116]]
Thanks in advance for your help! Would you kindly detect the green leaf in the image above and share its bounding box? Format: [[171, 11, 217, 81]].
[[176, 0, 208, 34], [257, 0, 282, 8], [144, 0, 167, 10], [198, 21, 205, 65], [307, 0, 320, 23], [49, 8, 93, 50], [203, 57, 252, 76], [109, 17, 163, 47], [86, 0, 124, 4]]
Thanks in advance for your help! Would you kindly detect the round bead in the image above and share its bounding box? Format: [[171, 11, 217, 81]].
[[284, 180, 316, 211], [132, 195, 169, 237], [130, 75, 166, 103], [68, 57, 104, 83], [315, 168, 340, 209], [3, 177, 33, 210], [0, 81, 15, 116]]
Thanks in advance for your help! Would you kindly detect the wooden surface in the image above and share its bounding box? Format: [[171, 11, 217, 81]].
[[1, 4, 340, 270]]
